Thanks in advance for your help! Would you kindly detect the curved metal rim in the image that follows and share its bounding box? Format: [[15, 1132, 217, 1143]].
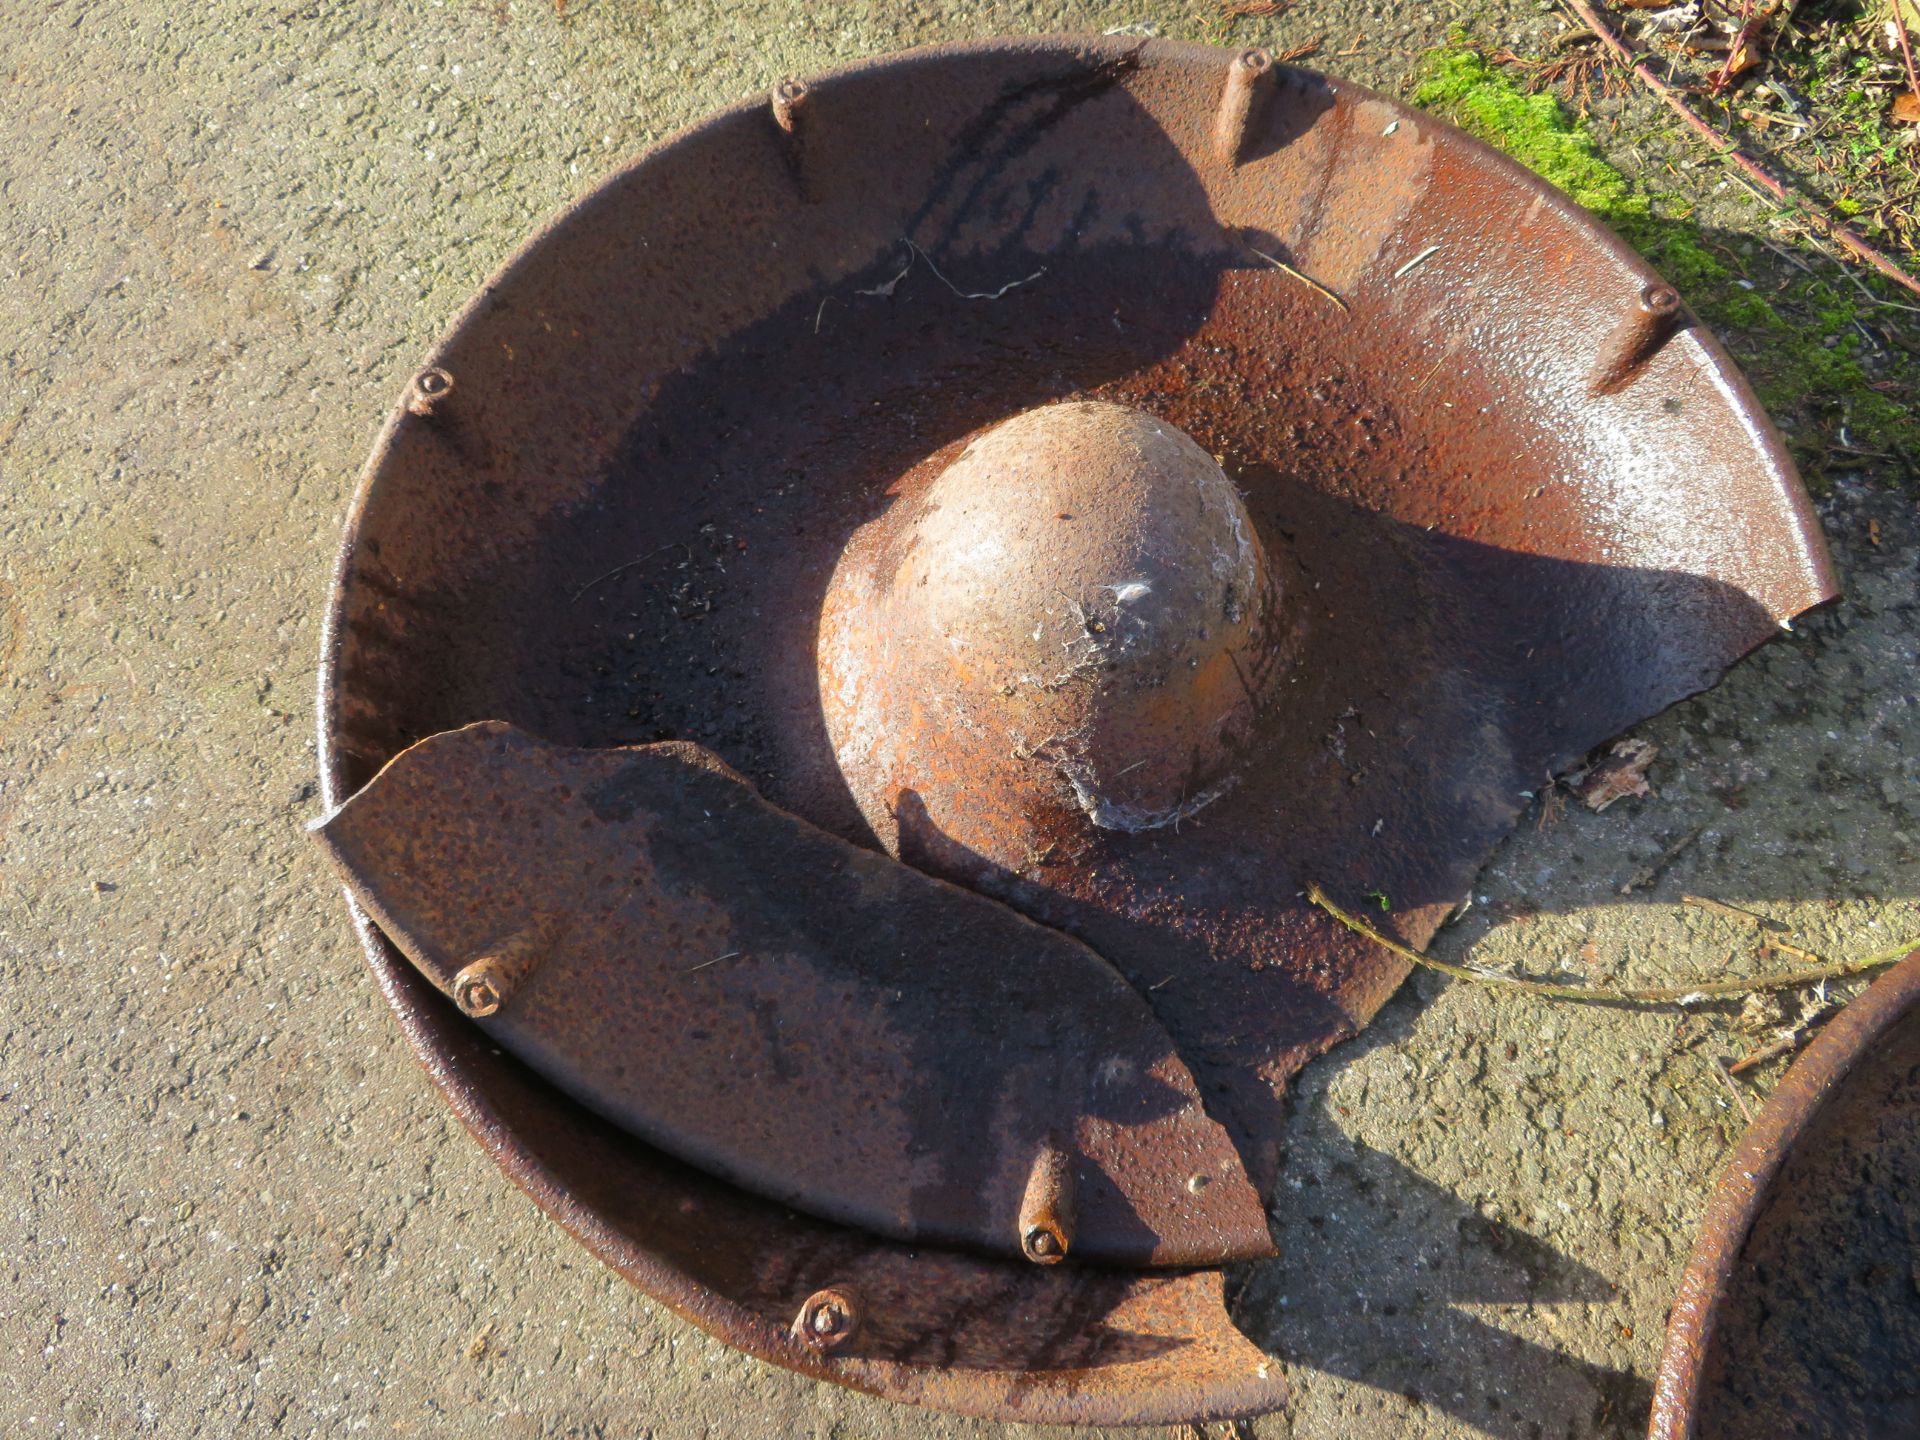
[[315, 32, 1835, 1424], [1646, 948, 1920, 1439]]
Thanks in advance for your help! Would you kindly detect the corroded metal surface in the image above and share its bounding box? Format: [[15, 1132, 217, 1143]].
[[818, 400, 1299, 841], [318, 33, 1836, 1423], [313, 721, 1272, 1267], [356, 898, 1290, 1425], [1649, 950, 1920, 1440]]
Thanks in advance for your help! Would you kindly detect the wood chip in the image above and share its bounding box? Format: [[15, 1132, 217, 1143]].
[[1576, 738, 1657, 812]]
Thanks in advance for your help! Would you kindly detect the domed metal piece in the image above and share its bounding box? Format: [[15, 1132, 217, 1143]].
[[318, 33, 1835, 1427], [822, 401, 1298, 845]]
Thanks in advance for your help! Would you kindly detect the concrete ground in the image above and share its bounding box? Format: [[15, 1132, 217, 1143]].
[[2, 1, 1915, 1437]]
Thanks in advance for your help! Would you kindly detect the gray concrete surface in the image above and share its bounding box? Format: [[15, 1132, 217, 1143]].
[[2, 2, 1915, 1437]]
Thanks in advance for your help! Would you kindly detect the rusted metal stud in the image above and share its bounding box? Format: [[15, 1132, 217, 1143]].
[[1018, 1140, 1078, 1265], [1589, 283, 1683, 394], [791, 1286, 860, 1353], [451, 926, 547, 1018], [770, 79, 813, 197], [405, 366, 454, 419], [1214, 48, 1273, 166]]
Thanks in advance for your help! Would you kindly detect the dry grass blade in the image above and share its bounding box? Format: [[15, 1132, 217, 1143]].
[[1245, 244, 1350, 312], [1221, 0, 1292, 17], [1306, 882, 1918, 1005]]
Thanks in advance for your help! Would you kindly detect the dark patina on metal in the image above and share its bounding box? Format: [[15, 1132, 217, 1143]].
[[313, 721, 1273, 1268], [1650, 950, 1920, 1440], [317, 34, 1835, 1424]]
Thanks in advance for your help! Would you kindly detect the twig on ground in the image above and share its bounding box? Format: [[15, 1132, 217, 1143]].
[[1559, 0, 1920, 299], [1890, 0, 1920, 111], [1727, 1029, 1799, 1072], [1306, 882, 1918, 1004], [1617, 824, 1703, 894], [1728, 985, 1836, 1071], [1537, 777, 1567, 831], [1707, 0, 1762, 95], [1708, 1055, 1755, 1121], [1682, 894, 1787, 930]]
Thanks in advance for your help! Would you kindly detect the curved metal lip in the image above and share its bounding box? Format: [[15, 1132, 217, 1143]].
[[314, 33, 1836, 1425], [1646, 949, 1920, 1440]]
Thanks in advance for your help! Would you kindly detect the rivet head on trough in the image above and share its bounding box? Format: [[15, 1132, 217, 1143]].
[[405, 366, 453, 418], [1215, 47, 1274, 164], [792, 1287, 860, 1353], [1017, 1140, 1078, 1265], [1590, 283, 1685, 394]]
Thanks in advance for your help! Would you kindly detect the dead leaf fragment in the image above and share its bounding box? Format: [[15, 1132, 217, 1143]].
[[1576, 738, 1658, 812], [1724, 38, 1764, 80], [1894, 91, 1920, 125]]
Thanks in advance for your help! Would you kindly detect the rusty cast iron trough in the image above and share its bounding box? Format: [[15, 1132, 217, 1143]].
[[314, 35, 1834, 1426], [1650, 949, 1920, 1440]]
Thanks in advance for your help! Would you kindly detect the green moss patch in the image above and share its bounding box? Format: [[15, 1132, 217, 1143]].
[[1413, 42, 1918, 484]]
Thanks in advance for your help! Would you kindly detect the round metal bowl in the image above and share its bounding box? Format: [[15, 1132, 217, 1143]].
[[318, 34, 1833, 1425], [1650, 949, 1920, 1439]]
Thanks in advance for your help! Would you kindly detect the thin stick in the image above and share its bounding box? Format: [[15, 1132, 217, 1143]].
[[1708, 1056, 1755, 1122], [685, 950, 742, 974], [1728, 1029, 1804, 1073], [1560, 0, 1920, 299], [1617, 824, 1702, 895], [1762, 936, 1824, 966], [1707, 0, 1759, 96], [1682, 894, 1786, 930], [1891, 0, 1920, 113], [1306, 882, 1917, 1005], [1245, 244, 1351, 312]]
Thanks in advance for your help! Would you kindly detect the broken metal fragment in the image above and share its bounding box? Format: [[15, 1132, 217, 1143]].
[[312, 721, 1273, 1268]]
